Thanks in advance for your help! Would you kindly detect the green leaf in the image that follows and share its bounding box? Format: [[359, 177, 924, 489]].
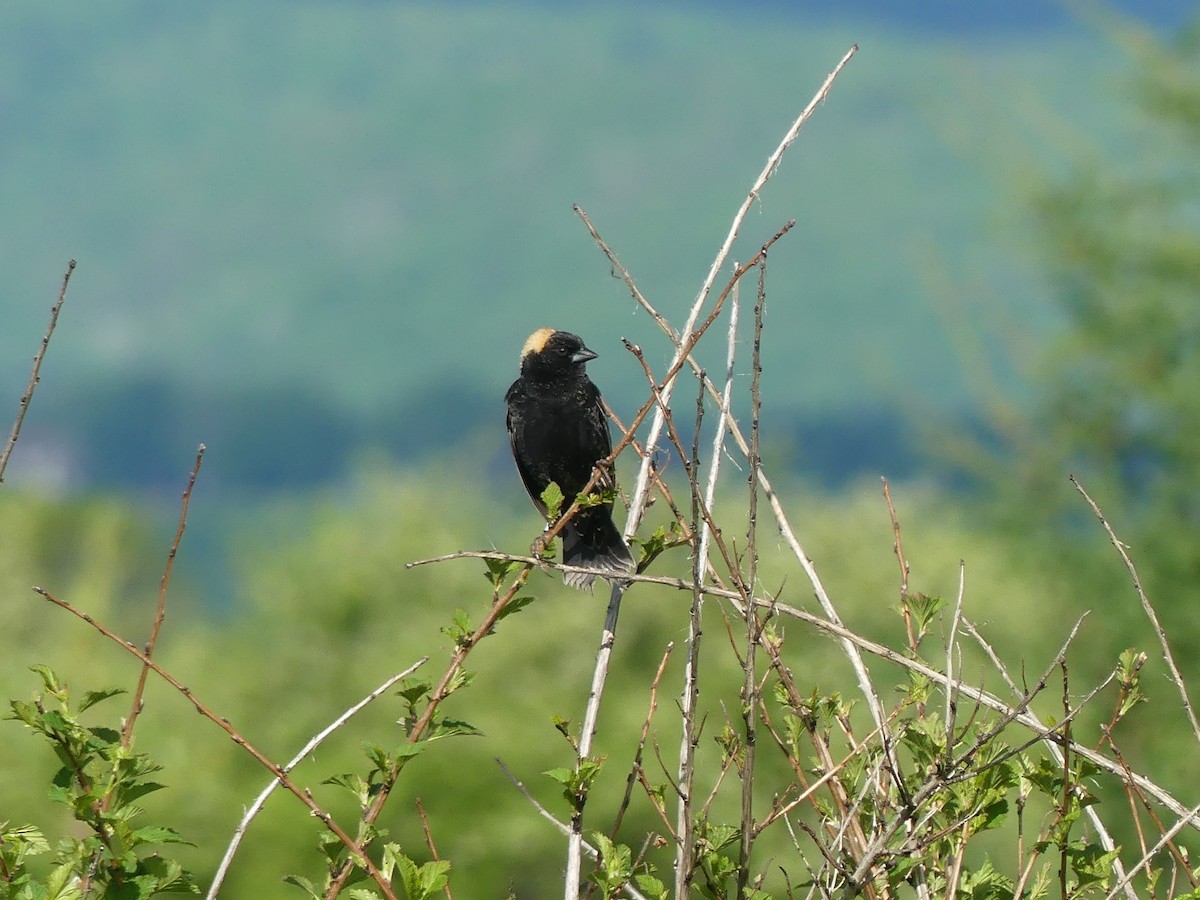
[[362, 741, 392, 772], [540, 482, 564, 519], [8, 699, 38, 727], [130, 825, 188, 846], [29, 664, 64, 695], [396, 679, 431, 706], [494, 595, 535, 623], [388, 845, 450, 900], [117, 781, 169, 804], [78, 687, 126, 714], [393, 742, 427, 761], [325, 773, 372, 806], [283, 873, 323, 898], [898, 592, 945, 637], [633, 873, 669, 900], [442, 669, 474, 697], [428, 718, 481, 741], [484, 557, 519, 587], [417, 859, 451, 896]]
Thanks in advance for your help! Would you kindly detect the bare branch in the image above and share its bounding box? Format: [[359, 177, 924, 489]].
[[206, 660, 428, 899], [33, 585, 398, 899], [1071, 475, 1200, 747], [1, 259, 76, 483], [122, 445, 206, 746]]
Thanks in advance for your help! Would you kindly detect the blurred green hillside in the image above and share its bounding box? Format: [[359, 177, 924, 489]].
[[0, 1, 1147, 492], [6, 4, 1200, 897], [1, 471, 1136, 897]]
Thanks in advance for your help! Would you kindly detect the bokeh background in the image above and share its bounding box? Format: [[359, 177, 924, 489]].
[[3, 1, 1199, 896]]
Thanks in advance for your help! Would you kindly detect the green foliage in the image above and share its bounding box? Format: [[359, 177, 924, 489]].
[[5, 666, 197, 897], [545, 756, 605, 818], [540, 482, 565, 521], [991, 14, 1200, 680], [4, 464, 1196, 897], [384, 847, 449, 900]]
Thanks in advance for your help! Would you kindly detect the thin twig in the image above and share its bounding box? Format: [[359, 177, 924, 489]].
[[122, 445, 206, 746], [326, 562, 538, 898], [1102, 797, 1200, 900], [206, 660, 428, 899], [33, 586, 398, 900], [623, 41, 858, 540], [963, 619, 1141, 900], [410, 548, 1200, 835], [0, 259, 75, 483], [672, 373, 708, 896], [1070, 475, 1200, 746], [563, 217, 792, 900], [80, 445, 207, 898], [497, 759, 649, 900], [582, 194, 894, 743], [610, 643, 674, 838], [737, 257, 767, 897], [567, 580, 627, 898], [415, 798, 454, 900], [881, 477, 916, 652], [944, 561, 965, 759]]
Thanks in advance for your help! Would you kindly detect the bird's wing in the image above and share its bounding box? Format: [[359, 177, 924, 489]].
[[506, 383, 549, 515], [581, 381, 616, 490]]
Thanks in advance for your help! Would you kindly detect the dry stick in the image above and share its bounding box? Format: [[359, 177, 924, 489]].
[[409, 551, 1200, 836], [414, 798, 454, 900], [1070, 475, 1200, 747], [79, 445, 207, 898], [206, 660, 428, 900], [0, 259, 76, 484], [619, 338, 770, 891], [943, 561, 966, 758], [581, 194, 890, 750], [619, 38, 859, 587], [881, 477, 917, 653], [963, 620, 1141, 900], [577, 200, 902, 886], [736, 259, 767, 898], [569, 54, 858, 892], [324, 564, 541, 899], [1102, 796, 1200, 900], [672, 278, 743, 877], [496, 759, 650, 900], [32, 586, 399, 900], [1100, 728, 1196, 891], [1058, 662, 1072, 900], [625, 39, 858, 533], [564, 222, 794, 899], [121, 445, 206, 746], [673, 373, 708, 896], [567, 580, 627, 900], [610, 642, 675, 839]]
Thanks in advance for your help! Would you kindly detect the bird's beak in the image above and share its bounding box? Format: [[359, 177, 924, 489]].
[[571, 347, 598, 364]]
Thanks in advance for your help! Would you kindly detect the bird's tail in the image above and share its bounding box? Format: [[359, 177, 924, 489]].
[[562, 514, 635, 591]]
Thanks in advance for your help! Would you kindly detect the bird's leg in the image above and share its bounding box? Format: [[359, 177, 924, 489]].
[[530, 526, 550, 559]]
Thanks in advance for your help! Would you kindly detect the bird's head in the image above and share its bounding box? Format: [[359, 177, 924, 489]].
[[519, 328, 598, 380]]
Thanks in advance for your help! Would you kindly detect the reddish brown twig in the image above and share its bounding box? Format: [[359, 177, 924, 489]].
[[1, 259, 75, 483], [33, 585, 398, 900]]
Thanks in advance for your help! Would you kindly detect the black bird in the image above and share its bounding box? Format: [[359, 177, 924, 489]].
[[505, 328, 635, 590]]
